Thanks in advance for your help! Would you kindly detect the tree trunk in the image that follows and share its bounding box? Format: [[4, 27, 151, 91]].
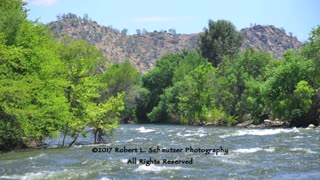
[[61, 123, 69, 147], [94, 128, 106, 144], [68, 133, 79, 147], [94, 129, 98, 144]]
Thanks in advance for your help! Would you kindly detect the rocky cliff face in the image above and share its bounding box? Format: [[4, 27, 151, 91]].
[[49, 13, 302, 72], [240, 25, 302, 58]]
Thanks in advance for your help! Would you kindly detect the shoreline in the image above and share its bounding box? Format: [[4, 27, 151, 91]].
[[1, 123, 319, 153]]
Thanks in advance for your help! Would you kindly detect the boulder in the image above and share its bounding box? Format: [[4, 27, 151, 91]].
[[247, 124, 259, 128], [307, 124, 316, 128], [263, 119, 287, 128], [263, 119, 273, 127], [236, 120, 253, 128], [272, 120, 286, 127], [204, 122, 215, 126], [263, 119, 272, 124]]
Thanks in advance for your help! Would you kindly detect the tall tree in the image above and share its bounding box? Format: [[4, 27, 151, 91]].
[[137, 53, 183, 122], [0, 0, 27, 45], [97, 61, 139, 124], [0, 1, 70, 150], [263, 50, 315, 127], [215, 48, 274, 120], [199, 19, 243, 67]]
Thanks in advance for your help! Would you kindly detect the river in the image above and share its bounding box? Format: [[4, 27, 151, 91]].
[[0, 124, 319, 179]]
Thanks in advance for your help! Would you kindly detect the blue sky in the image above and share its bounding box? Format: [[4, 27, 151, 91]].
[[25, 0, 319, 42]]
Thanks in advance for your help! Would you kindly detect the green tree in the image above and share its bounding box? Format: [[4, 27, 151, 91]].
[[300, 26, 320, 126], [0, 10, 70, 150], [138, 51, 208, 123], [172, 51, 208, 83], [234, 49, 273, 120], [88, 92, 124, 143], [98, 61, 139, 122], [147, 51, 208, 123], [263, 50, 315, 126], [199, 19, 243, 67], [214, 48, 274, 122], [0, 0, 27, 45], [302, 26, 320, 86], [99, 61, 139, 98], [137, 53, 183, 122], [302, 25, 320, 61], [0, 0, 128, 150], [57, 37, 107, 146], [149, 63, 236, 125], [57, 36, 127, 146]]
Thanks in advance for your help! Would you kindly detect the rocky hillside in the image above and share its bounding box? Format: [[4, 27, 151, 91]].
[[49, 13, 302, 72], [240, 25, 302, 58]]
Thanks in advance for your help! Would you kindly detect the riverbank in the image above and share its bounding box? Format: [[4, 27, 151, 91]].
[[1, 124, 319, 179], [1, 121, 320, 152], [179, 118, 320, 129]]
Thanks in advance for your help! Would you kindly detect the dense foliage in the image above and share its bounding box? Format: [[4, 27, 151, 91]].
[[199, 19, 243, 67], [139, 23, 320, 128], [0, 0, 137, 150]]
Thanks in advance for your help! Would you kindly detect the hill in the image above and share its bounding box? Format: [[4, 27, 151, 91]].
[[240, 25, 302, 58], [49, 13, 302, 72]]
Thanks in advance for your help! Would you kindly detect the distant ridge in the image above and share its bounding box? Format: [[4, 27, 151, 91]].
[[49, 13, 302, 72]]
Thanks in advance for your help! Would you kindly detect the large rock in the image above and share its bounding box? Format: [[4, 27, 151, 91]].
[[236, 120, 253, 128], [263, 119, 272, 126], [307, 124, 316, 128], [263, 119, 287, 128], [263, 119, 272, 123], [247, 124, 259, 128], [272, 120, 286, 127], [236, 119, 289, 128]]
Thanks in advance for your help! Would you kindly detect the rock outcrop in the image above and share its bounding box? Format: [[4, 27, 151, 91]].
[[307, 124, 316, 128], [236, 120, 254, 128], [235, 119, 289, 128]]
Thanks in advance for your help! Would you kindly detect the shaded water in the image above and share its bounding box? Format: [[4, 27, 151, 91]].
[[0, 124, 320, 179]]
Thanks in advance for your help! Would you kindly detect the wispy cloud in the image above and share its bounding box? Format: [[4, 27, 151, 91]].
[[132, 17, 178, 23], [29, 0, 57, 6]]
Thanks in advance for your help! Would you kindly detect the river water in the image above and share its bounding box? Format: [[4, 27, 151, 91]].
[[0, 124, 319, 179]]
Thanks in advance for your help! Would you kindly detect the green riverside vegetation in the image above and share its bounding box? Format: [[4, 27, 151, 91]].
[[0, 0, 319, 151], [0, 0, 137, 150]]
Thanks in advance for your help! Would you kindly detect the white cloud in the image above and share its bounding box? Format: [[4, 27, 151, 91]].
[[132, 17, 178, 23], [30, 0, 57, 6]]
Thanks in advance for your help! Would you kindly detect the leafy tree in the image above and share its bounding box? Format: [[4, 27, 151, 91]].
[[302, 25, 320, 61], [0, 0, 27, 45], [263, 50, 316, 126], [137, 53, 184, 122], [300, 26, 320, 126], [199, 19, 243, 67], [147, 51, 208, 123], [89, 92, 124, 144], [0, 5, 70, 149], [99, 61, 139, 99], [172, 51, 208, 83], [138, 51, 208, 123], [122, 84, 149, 123], [57, 36, 115, 146], [214, 48, 274, 122], [302, 26, 320, 86], [149, 63, 236, 125], [97, 61, 139, 122], [234, 49, 273, 120]]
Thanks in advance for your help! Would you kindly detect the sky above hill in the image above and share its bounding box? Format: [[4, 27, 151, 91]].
[[25, 0, 319, 42]]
